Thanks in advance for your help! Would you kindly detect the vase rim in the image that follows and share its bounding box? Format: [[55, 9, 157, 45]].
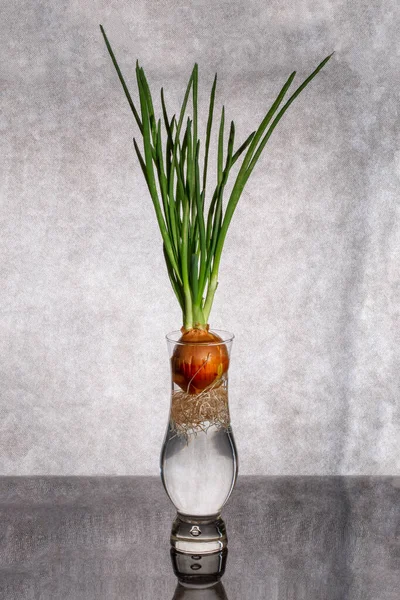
[[166, 329, 234, 346]]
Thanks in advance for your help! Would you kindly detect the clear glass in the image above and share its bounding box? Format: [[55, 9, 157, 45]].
[[161, 330, 238, 529]]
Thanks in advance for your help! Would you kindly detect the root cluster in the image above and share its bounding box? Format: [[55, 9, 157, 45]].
[[170, 384, 230, 438]]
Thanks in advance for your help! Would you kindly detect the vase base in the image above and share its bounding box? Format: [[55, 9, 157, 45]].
[[170, 514, 227, 554]]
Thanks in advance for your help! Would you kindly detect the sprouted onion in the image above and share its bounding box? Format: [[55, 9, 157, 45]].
[[101, 25, 333, 396]]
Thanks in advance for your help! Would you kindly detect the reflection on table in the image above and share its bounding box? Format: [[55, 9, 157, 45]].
[[171, 547, 228, 599], [0, 477, 398, 599]]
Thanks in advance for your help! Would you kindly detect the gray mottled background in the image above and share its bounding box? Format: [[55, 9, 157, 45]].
[[1, 0, 399, 475]]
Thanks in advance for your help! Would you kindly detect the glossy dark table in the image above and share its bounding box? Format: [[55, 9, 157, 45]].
[[0, 477, 399, 599]]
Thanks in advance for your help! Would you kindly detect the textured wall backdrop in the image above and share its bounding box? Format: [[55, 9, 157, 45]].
[[1, 0, 399, 475]]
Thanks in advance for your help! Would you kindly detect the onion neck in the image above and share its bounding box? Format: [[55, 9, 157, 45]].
[[183, 302, 207, 331]]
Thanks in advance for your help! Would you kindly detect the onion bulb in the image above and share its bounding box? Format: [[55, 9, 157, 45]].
[[171, 328, 229, 394]]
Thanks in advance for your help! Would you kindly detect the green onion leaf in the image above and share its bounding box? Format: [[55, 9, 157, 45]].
[[102, 27, 332, 329], [100, 25, 143, 134]]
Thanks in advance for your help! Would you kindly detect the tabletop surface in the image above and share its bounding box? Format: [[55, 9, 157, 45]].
[[0, 476, 399, 599]]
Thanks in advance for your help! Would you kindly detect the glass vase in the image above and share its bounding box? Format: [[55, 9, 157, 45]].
[[161, 330, 238, 554]]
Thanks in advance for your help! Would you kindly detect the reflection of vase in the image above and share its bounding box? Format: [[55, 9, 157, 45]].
[[161, 330, 238, 553], [171, 547, 229, 599], [172, 581, 228, 600]]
